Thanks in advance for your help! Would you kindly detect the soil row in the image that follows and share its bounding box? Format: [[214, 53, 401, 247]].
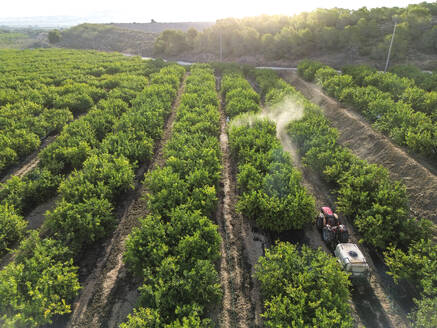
[[215, 76, 266, 328], [65, 73, 188, 328], [281, 71, 437, 226]]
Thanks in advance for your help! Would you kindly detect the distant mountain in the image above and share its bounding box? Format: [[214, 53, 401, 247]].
[[0, 16, 94, 28], [111, 22, 214, 33], [0, 16, 215, 31]]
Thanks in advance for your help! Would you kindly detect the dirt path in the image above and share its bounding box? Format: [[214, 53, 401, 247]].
[[0, 135, 57, 183], [65, 74, 188, 328], [263, 103, 410, 328], [216, 77, 266, 328], [281, 71, 437, 226]]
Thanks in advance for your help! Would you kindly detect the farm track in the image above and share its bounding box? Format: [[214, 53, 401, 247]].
[[65, 74, 188, 328], [0, 135, 57, 183], [216, 77, 266, 328], [281, 71, 437, 227], [263, 102, 409, 328]]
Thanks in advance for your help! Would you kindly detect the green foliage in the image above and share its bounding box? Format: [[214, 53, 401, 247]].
[[229, 118, 315, 232], [120, 308, 163, 328], [385, 240, 437, 327], [54, 92, 94, 115], [48, 29, 61, 43], [298, 59, 326, 82], [0, 49, 167, 176], [314, 66, 338, 84], [151, 4, 435, 61], [385, 239, 437, 297], [0, 168, 62, 214], [221, 72, 260, 118], [138, 257, 221, 323], [255, 242, 353, 328], [410, 297, 437, 328], [120, 304, 212, 328], [342, 65, 377, 85], [0, 55, 185, 325], [264, 79, 298, 106], [45, 197, 115, 254], [363, 72, 414, 100], [299, 60, 437, 161], [225, 71, 315, 232], [0, 232, 80, 328], [321, 74, 354, 98], [254, 69, 283, 97], [391, 64, 437, 91], [123, 65, 222, 326], [154, 30, 190, 56], [287, 78, 431, 250], [0, 204, 27, 256], [287, 77, 437, 326]]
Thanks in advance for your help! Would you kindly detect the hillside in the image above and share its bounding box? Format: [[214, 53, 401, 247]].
[[0, 27, 49, 49], [154, 2, 437, 69], [57, 23, 157, 56], [54, 22, 214, 56]]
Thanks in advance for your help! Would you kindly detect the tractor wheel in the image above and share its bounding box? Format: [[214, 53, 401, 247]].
[[322, 227, 333, 242], [339, 229, 349, 243], [316, 215, 324, 230]]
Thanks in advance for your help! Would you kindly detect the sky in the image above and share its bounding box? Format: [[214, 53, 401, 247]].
[[0, 0, 430, 22]]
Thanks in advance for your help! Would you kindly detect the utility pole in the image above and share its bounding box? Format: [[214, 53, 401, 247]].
[[384, 18, 398, 73], [219, 30, 223, 62]]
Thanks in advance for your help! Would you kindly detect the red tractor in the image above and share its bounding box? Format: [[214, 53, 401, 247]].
[[316, 207, 349, 248]]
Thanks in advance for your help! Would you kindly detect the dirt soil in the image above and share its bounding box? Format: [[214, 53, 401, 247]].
[[64, 74, 188, 328], [263, 99, 410, 328], [215, 77, 267, 328], [0, 135, 57, 183], [281, 71, 437, 228]]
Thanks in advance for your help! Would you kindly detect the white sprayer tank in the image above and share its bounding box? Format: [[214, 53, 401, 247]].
[[334, 243, 369, 279]]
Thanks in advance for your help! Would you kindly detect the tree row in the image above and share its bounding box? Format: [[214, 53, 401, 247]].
[[122, 64, 223, 327], [286, 69, 436, 327], [298, 59, 437, 161], [0, 64, 185, 327]]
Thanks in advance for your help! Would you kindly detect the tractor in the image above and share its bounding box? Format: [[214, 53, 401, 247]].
[[316, 206, 349, 248], [316, 206, 369, 280]]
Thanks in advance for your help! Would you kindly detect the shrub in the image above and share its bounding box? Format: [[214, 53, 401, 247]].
[[255, 242, 353, 328]]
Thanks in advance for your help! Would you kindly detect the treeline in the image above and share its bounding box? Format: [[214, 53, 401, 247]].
[[154, 2, 437, 63], [285, 67, 436, 327], [122, 65, 222, 326], [0, 56, 183, 326], [298, 60, 437, 161]]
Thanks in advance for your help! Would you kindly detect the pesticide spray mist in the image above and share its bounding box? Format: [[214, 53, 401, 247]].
[[229, 95, 305, 166], [230, 95, 304, 137]]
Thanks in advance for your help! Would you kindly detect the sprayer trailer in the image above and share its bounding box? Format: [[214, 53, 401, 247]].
[[334, 243, 369, 279]]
